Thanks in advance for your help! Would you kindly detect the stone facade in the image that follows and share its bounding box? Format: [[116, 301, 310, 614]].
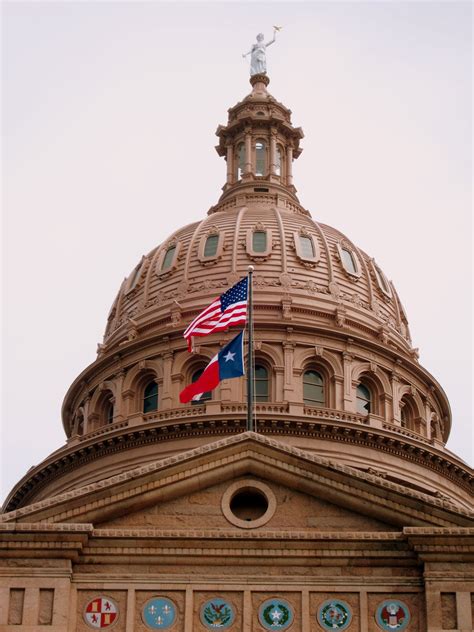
[[1, 74, 472, 631]]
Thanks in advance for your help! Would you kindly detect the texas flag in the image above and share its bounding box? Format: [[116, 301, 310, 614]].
[[179, 332, 245, 403]]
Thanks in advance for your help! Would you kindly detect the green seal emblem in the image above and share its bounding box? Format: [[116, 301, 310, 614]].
[[317, 599, 352, 630], [200, 598, 235, 629], [258, 599, 294, 630]]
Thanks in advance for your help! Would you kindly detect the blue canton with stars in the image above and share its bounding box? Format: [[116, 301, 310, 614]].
[[220, 278, 248, 312], [218, 332, 245, 380]]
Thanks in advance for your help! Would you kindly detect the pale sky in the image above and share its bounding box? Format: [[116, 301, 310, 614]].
[[2, 1, 472, 504]]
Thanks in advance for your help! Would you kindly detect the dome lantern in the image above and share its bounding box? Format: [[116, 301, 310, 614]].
[[215, 74, 304, 203]]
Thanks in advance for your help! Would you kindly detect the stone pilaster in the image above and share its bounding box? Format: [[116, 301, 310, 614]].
[[161, 351, 174, 409]]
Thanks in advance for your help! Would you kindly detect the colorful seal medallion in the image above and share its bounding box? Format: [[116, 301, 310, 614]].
[[83, 596, 119, 629], [142, 597, 177, 630], [375, 600, 410, 631], [258, 598, 294, 630], [317, 599, 352, 630], [200, 598, 235, 629]]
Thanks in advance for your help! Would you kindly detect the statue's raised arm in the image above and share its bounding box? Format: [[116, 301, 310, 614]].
[[242, 29, 279, 76]]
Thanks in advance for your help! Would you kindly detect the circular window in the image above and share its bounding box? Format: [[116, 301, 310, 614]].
[[221, 480, 276, 529]]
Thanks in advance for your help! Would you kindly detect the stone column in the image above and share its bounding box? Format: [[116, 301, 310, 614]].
[[283, 342, 295, 401], [244, 129, 252, 176], [269, 129, 277, 175], [122, 389, 135, 418], [423, 397, 432, 440], [171, 373, 182, 406], [342, 352, 354, 411], [161, 351, 174, 410], [286, 145, 293, 186], [226, 143, 234, 184], [391, 372, 401, 423], [82, 395, 91, 435], [113, 370, 126, 421], [274, 366, 284, 402], [333, 375, 344, 409]]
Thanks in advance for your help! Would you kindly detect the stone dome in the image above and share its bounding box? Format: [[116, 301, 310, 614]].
[[4, 74, 471, 514]]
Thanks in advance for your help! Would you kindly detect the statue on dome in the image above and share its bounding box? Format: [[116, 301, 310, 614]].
[[242, 27, 280, 76]]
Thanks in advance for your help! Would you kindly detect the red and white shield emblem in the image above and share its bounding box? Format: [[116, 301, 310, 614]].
[[84, 597, 119, 629]]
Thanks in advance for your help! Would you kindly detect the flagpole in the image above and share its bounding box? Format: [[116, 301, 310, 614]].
[[246, 265, 254, 432]]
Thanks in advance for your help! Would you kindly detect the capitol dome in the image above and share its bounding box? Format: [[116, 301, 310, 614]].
[[3, 74, 470, 514]]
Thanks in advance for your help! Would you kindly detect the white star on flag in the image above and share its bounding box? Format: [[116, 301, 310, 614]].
[[224, 351, 236, 362]]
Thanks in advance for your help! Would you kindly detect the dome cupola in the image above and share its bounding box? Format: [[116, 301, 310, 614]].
[[215, 74, 304, 202]]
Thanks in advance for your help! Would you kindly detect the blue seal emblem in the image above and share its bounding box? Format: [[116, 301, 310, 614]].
[[375, 600, 410, 631], [200, 598, 235, 629], [142, 597, 177, 630], [258, 598, 294, 630], [317, 599, 352, 630]]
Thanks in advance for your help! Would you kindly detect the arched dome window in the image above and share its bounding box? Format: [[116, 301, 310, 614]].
[[255, 140, 266, 176], [191, 368, 212, 405], [252, 230, 267, 253], [356, 383, 371, 415], [73, 410, 84, 436], [303, 370, 325, 406], [236, 143, 245, 180], [204, 234, 219, 258], [104, 400, 114, 424], [162, 246, 176, 271], [400, 394, 417, 431], [143, 380, 158, 413], [255, 364, 269, 402]]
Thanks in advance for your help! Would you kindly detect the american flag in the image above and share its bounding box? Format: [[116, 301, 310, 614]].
[[184, 277, 248, 350]]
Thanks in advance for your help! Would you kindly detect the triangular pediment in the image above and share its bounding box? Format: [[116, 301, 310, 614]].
[[97, 475, 393, 532], [1, 432, 472, 529]]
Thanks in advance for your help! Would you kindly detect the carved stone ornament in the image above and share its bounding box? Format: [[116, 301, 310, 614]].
[[279, 273, 292, 288], [176, 281, 190, 298], [226, 272, 240, 286], [170, 301, 182, 326], [335, 307, 346, 328], [281, 296, 292, 320], [329, 281, 342, 299]]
